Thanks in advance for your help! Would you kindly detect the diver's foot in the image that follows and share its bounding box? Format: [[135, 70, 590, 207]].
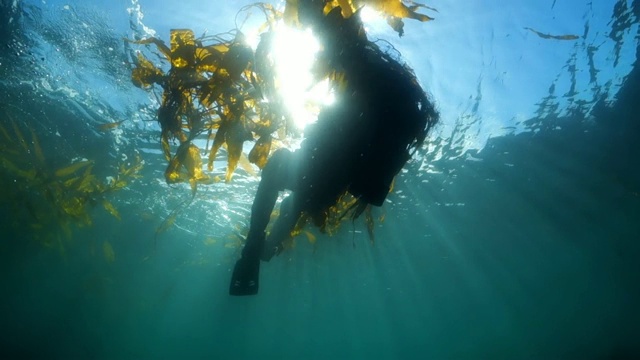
[[229, 256, 260, 296]]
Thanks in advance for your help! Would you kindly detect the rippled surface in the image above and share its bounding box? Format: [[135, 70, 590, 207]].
[[1, 0, 639, 358]]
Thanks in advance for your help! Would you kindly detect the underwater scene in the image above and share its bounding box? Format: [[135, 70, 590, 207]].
[[1, 0, 639, 358]]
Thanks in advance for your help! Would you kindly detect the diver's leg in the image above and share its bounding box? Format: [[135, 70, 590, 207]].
[[230, 149, 292, 296], [240, 177, 280, 258], [261, 193, 303, 261]]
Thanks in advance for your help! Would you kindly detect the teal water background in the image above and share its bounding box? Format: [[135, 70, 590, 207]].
[[1, 0, 639, 359]]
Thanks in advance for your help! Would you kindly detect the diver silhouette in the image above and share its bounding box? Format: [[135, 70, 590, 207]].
[[230, 2, 439, 296]]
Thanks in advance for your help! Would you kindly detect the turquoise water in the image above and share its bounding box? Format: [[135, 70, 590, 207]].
[[1, 0, 639, 359]]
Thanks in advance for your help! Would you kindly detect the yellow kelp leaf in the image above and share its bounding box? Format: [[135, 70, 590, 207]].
[[170, 29, 196, 52], [161, 132, 172, 162], [71, 164, 96, 193], [155, 210, 181, 249], [158, 89, 190, 136], [134, 154, 145, 172], [225, 122, 253, 182], [55, 160, 94, 178], [0, 122, 12, 142], [164, 154, 184, 184], [210, 43, 231, 54], [102, 199, 121, 220], [63, 176, 81, 189], [165, 143, 209, 184], [283, 0, 300, 26], [323, 0, 435, 35], [238, 153, 257, 177], [524, 27, 580, 40], [112, 179, 128, 190], [386, 16, 405, 36], [97, 120, 126, 131], [248, 134, 272, 169], [287, 213, 309, 240], [195, 44, 228, 73], [10, 120, 30, 153], [357, 0, 434, 22], [29, 127, 45, 164], [207, 122, 227, 171], [131, 53, 165, 88], [303, 230, 316, 244], [61, 197, 85, 218], [120, 154, 144, 177], [126, 37, 172, 60], [189, 178, 198, 197], [224, 241, 241, 249], [1, 157, 36, 180], [203, 237, 217, 246], [199, 78, 227, 108], [226, 141, 242, 183], [102, 240, 115, 263], [323, 0, 355, 17], [157, 212, 177, 234], [76, 173, 99, 193], [328, 70, 348, 91], [408, 2, 438, 14], [183, 143, 207, 181], [220, 42, 253, 79], [170, 29, 197, 68]]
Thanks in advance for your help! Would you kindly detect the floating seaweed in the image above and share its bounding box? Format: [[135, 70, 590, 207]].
[[284, 0, 436, 36], [0, 106, 143, 256], [126, 26, 283, 187], [524, 27, 580, 41], [127, 1, 434, 246], [97, 119, 128, 132]]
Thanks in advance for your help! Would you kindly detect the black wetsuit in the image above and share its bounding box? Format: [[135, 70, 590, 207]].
[[229, 9, 438, 296]]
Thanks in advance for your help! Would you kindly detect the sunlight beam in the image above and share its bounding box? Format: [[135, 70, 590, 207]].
[[270, 23, 333, 130]]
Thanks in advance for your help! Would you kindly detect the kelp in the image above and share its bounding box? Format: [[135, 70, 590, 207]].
[[97, 119, 127, 131], [127, 27, 284, 185], [278, 190, 377, 252], [283, 0, 437, 36], [127, 0, 433, 246], [0, 109, 143, 255], [524, 27, 580, 41], [126, 1, 435, 187], [102, 240, 116, 263]]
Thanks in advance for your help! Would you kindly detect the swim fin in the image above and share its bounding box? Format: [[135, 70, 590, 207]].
[[229, 254, 260, 296]]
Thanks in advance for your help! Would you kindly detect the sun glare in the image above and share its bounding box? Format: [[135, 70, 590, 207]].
[[359, 6, 383, 24], [358, 6, 387, 33], [269, 24, 334, 130]]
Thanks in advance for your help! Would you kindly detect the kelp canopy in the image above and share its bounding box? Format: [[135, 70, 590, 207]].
[[127, 0, 436, 242], [127, 0, 435, 186]]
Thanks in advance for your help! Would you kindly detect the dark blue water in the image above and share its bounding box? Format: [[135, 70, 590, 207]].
[[1, 1, 639, 359]]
